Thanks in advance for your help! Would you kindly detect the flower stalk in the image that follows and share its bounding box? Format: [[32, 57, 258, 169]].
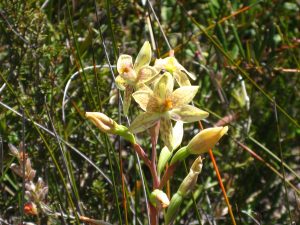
[[85, 41, 230, 224]]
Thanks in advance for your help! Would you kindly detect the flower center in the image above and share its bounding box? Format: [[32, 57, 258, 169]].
[[165, 58, 176, 73], [121, 66, 130, 73], [163, 99, 173, 111]]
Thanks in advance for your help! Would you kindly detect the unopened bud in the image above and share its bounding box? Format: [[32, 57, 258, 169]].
[[150, 189, 170, 209], [187, 126, 228, 154], [171, 127, 228, 164], [86, 112, 135, 143], [166, 157, 203, 224], [86, 112, 118, 134]]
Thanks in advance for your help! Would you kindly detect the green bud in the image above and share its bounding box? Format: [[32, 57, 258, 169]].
[[166, 157, 203, 224], [157, 146, 172, 176], [165, 193, 183, 225]]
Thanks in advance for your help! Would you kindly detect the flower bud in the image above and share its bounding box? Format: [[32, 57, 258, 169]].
[[24, 202, 38, 215], [149, 189, 170, 209], [166, 157, 203, 224], [157, 146, 172, 176], [178, 156, 203, 196], [165, 193, 183, 225], [85, 112, 118, 134], [86, 112, 135, 143], [187, 126, 228, 154]]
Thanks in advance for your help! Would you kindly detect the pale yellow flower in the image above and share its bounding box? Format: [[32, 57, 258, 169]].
[[154, 56, 196, 86], [170, 126, 229, 165], [129, 72, 208, 149], [115, 41, 158, 115], [187, 126, 228, 154]]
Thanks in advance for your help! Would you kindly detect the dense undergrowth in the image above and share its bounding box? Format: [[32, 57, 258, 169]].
[[0, 0, 299, 224]]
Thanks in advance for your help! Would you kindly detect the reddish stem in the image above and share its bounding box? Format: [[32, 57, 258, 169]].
[[133, 143, 151, 168], [159, 163, 177, 189], [149, 203, 158, 225], [149, 122, 160, 188]]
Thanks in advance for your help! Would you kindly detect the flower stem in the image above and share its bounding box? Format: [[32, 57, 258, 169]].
[[150, 122, 160, 188], [149, 203, 158, 225], [159, 163, 178, 189], [133, 144, 151, 168]]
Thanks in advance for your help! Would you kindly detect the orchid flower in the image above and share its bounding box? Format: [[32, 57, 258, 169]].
[[154, 56, 196, 87], [115, 41, 158, 115], [129, 72, 209, 149]]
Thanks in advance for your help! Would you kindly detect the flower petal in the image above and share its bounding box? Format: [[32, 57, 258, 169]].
[[171, 86, 199, 107], [170, 105, 209, 122], [132, 90, 152, 111], [181, 68, 196, 80], [135, 83, 153, 92], [134, 41, 152, 72], [115, 75, 126, 91], [146, 95, 162, 112], [153, 58, 166, 71], [117, 54, 133, 74], [171, 121, 183, 150], [173, 71, 191, 86], [136, 66, 159, 85], [123, 85, 134, 115], [153, 72, 174, 100], [129, 112, 160, 133], [174, 59, 196, 80], [160, 117, 173, 150]]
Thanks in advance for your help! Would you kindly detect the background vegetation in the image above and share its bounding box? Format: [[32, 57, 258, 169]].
[[0, 0, 299, 224]]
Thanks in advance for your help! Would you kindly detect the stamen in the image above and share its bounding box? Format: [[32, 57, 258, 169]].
[[164, 99, 173, 111]]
